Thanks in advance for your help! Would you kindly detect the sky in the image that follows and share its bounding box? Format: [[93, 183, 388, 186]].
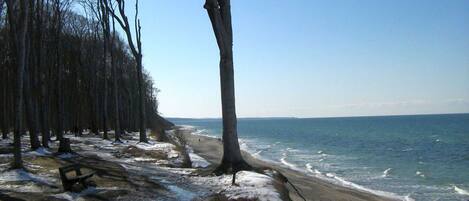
[[117, 0, 469, 118]]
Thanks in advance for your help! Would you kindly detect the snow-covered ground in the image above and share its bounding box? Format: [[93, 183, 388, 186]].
[[0, 130, 285, 201], [191, 170, 283, 201]]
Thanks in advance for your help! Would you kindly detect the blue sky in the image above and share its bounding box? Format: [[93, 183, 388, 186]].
[[118, 0, 469, 118]]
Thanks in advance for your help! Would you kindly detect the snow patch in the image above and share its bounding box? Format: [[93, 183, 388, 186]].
[[135, 141, 174, 151], [185, 146, 210, 168], [27, 147, 52, 156], [58, 153, 77, 159], [188, 153, 210, 168], [52, 187, 98, 201], [167, 185, 197, 201], [192, 171, 282, 201], [0, 169, 56, 186]]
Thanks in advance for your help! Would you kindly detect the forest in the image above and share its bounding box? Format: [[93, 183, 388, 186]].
[[0, 0, 170, 169]]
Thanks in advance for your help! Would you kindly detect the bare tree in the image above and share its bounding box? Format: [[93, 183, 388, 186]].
[[108, 0, 147, 142], [98, 0, 109, 140], [111, 15, 122, 142], [6, 0, 30, 169], [0, 0, 9, 140], [52, 0, 73, 152], [34, 0, 50, 147], [204, 0, 251, 174], [23, 0, 41, 150]]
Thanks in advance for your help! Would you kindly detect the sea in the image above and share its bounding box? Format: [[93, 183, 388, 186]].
[[170, 113, 469, 201]]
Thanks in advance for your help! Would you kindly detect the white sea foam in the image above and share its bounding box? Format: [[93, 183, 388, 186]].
[[454, 185, 469, 196], [404, 194, 414, 201], [192, 129, 208, 136], [382, 168, 392, 178], [286, 147, 300, 152], [402, 148, 413, 152], [321, 172, 412, 201], [253, 150, 263, 156], [305, 163, 321, 175], [280, 157, 297, 169], [416, 171, 425, 178]]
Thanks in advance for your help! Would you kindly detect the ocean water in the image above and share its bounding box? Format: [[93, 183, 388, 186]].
[[170, 114, 469, 201]]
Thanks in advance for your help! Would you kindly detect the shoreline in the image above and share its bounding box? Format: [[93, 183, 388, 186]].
[[178, 126, 403, 201]]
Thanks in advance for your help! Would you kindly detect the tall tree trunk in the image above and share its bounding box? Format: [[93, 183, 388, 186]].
[[6, 0, 30, 169], [23, 2, 41, 150], [136, 57, 146, 142], [204, 0, 250, 174], [101, 45, 109, 140], [23, 62, 41, 150], [0, 22, 4, 138], [99, 0, 109, 140], [35, 0, 49, 147], [53, 0, 68, 152], [55, 29, 64, 142], [111, 17, 121, 142], [1, 64, 8, 139]]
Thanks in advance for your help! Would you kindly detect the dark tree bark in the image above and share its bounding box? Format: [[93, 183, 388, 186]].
[[1, 67, 8, 139], [6, 0, 30, 169], [111, 16, 122, 142], [23, 59, 41, 150], [204, 0, 251, 174], [108, 0, 147, 142], [99, 0, 109, 140], [1, 22, 9, 139], [52, 0, 71, 153], [35, 0, 50, 147], [53, 0, 64, 142], [23, 1, 41, 150]]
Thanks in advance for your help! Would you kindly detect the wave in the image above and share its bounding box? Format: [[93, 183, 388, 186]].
[[402, 148, 413, 152], [280, 153, 297, 169], [179, 125, 197, 130], [302, 163, 409, 201], [181, 126, 215, 138], [382, 168, 392, 178], [305, 163, 321, 175], [253, 150, 263, 156], [415, 171, 425, 178], [454, 185, 469, 196], [321, 172, 413, 201], [404, 195, 414, 201], [286, 147, 300, 152]]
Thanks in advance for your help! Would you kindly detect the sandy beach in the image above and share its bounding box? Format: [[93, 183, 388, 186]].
[[180, 127, 399, 201]]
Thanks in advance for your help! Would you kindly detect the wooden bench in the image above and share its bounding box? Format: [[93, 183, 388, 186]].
[[59, 164, 95, 191]]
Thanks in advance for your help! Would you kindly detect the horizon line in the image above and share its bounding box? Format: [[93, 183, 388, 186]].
[[164, 112, 469, 120]]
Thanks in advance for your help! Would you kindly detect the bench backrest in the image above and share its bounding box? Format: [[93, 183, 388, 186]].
[[59, 164, 82, 180]]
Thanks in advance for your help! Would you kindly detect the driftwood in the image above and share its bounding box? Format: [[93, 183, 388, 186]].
[[59, 164, 96, 192]]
